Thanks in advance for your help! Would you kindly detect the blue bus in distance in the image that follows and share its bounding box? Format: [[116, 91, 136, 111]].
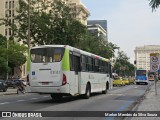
[[135, 69, 148, 85]]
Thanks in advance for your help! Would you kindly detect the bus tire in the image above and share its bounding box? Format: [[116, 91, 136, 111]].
[[51, 94, 62, 101], [102, 83, 108, 94], [84, 84, 91, 99]]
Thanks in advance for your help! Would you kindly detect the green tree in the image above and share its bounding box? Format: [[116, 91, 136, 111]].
[[0, 35, 8, 78], [10, 0, 88, 47], [113, 50, 135, 77], [149, 0, 160, 10], [7, 41, 27, 73], [0, 34, 27, 79]]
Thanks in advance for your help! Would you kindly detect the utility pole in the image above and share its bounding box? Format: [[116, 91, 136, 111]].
[[6, 38, 8, 80], [28, 0, 31, 48]]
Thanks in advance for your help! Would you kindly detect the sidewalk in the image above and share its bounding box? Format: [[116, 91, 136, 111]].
[[131, 81, 160, 120], [0, 88, 17, 96]]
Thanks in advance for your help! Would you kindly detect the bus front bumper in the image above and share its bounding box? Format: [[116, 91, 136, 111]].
[[135, 80, 148, 83]]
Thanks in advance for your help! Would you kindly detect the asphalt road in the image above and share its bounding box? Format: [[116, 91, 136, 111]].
[[0, 82, 152, 120]]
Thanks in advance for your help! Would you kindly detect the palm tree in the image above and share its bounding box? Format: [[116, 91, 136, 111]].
[[149, 0, 160, 10]]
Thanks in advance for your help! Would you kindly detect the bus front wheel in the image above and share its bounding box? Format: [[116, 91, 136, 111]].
[[102, 83, 108, 94]]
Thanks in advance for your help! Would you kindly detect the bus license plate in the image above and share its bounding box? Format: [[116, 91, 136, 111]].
[[42, 82, 49, 85]]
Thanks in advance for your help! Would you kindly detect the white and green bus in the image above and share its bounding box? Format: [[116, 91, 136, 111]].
[[28, 45, 112, 100]]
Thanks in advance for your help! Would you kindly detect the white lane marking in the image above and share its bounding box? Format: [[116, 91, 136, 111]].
[[0, 102, 9, 105], [109, 94, 125, 96], [31, 98, 38, 100], [42, 96, 49, 98], [135, 87, 138, 88], [17, 100, 26, 102]]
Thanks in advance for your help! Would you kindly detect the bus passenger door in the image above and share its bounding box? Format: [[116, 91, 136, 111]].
[[73, 53, 81, 94], [69, 52, 81, 95]]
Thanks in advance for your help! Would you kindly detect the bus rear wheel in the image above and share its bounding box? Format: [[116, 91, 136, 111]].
[[84, 84, 91, 99], [51, 94, 62, 101]]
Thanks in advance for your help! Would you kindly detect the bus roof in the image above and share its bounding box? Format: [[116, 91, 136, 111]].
[[31, 45, 110, 63]]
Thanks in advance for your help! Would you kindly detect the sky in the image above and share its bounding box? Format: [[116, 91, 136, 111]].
[[81, 0, 160, 63]]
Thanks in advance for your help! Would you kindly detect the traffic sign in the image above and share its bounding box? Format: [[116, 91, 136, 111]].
[[151, 64, 159, 71], [150, 53, 160, 64], [150, 53, 160, 72]]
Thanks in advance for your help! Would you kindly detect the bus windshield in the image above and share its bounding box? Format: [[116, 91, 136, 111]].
[[136, 70, 146, 76], [30, 47, 65, 63]]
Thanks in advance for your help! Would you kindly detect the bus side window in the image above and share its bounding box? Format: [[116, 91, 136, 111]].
[[95, 59, 99, 72], [109, 64, 112, 78], [88, 57, 93, 71], [106, 62, 109, 74], [70, 52, 74, 71], [73, 55, 81, 74], [81, 55, 87, 71]]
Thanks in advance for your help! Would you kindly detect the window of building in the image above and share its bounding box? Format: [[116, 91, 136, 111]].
[[9, 28, 11, 35], [12, 19, 14, 24], [9, 10, 11, 17], [12, 10, 14, 17], [9, 1, 11, 9], [5, 29, 7, 36], [12, 1, 14, 8], [5, 2, 8, 9], [5, 10, 8, 17], [9, 19, 11, 25]]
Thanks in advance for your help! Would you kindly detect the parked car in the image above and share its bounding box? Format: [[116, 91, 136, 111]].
[[0, 80, 8, 92], [5, 80, 17, 88], [122, 78, 130, 85], [113, 77, 125, 86]]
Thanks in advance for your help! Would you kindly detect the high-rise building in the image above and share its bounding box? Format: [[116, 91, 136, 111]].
[[68, 0, 89, 25], [87, 24, 107, 43], [134, 45, 160, 71], [87, 20, 108, 41]]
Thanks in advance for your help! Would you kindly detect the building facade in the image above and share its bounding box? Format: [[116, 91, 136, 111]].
[[87, 24, 107, 44], [134, 45, 160, 71], [87, 20, 108, 41], [68, 0, 89, 25], [0, 0, 18, 39]]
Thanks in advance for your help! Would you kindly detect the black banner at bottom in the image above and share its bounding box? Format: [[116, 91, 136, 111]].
[[0, 111, 160, 117]]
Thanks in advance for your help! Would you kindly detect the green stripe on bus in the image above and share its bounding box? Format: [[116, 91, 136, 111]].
[[62, 48, 70, 71]]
